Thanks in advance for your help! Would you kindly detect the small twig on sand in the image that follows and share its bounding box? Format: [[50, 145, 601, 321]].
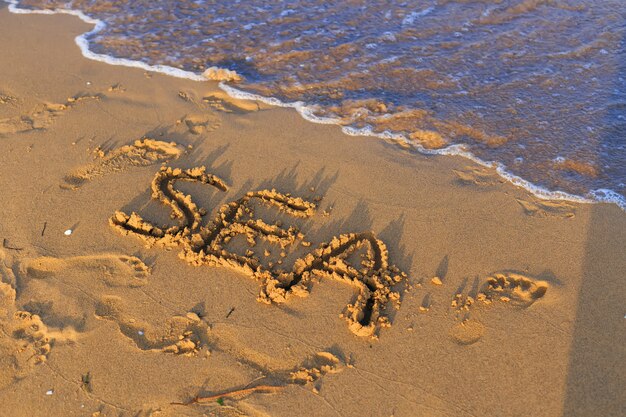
[[41, 221, 47, 237], [171, 385, 284, 406], [2, 238, 23, 251], [225, 307, 235, 318]]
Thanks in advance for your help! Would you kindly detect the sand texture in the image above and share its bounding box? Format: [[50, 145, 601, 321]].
[[0, 6, 624, 417]]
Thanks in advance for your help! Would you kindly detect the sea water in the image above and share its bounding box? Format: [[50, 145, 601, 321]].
[[8, 0, 626, 209]]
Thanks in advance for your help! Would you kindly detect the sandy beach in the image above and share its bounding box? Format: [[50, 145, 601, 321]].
[[0, 6, 624, 417]]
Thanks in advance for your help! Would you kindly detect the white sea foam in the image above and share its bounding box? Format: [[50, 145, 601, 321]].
[[588, 189, 626, 210], [5, 0, 625, 212], [402, 7, 435, 26]]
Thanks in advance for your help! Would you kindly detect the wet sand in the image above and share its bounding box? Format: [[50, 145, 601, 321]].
[[0, 7, 624, 417]]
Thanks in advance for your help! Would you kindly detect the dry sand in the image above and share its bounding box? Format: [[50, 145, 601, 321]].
[[0, 6, 624, 417]]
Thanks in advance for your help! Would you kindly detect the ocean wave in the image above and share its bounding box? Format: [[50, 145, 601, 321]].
[[5, 0, 625, 212]]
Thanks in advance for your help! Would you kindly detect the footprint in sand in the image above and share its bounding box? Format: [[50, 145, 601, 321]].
[[110, 166, 407, 338], [0, 92, 17, 106], [178, 113, 221, 135], [451, 272, 548, 312], [290, 351, 345, 385], [21, 253, 150, 288], [0, 103, 60, 135], [448, 272, 548, 344], [202, 92, 260, 114], [62, 138, 185, 189], [95, 295, 210, 355], [478, 272, 548, 307], [177, 88, 259, 114], [516, 198, 576, 219], [0, 260, 53, 390], [453, 166, 502, 187], [14, 251, 150, 346], [0, 275, 80, 389], [0, 302, 52, 389], [0, 93, 101, 137]]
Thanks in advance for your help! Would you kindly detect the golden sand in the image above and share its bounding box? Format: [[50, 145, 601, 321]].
[[0, 7, 624, 417]]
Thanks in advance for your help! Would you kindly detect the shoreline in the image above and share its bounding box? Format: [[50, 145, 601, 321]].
[[6, 0, 624, 212], [1, 6, 624, 417]]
